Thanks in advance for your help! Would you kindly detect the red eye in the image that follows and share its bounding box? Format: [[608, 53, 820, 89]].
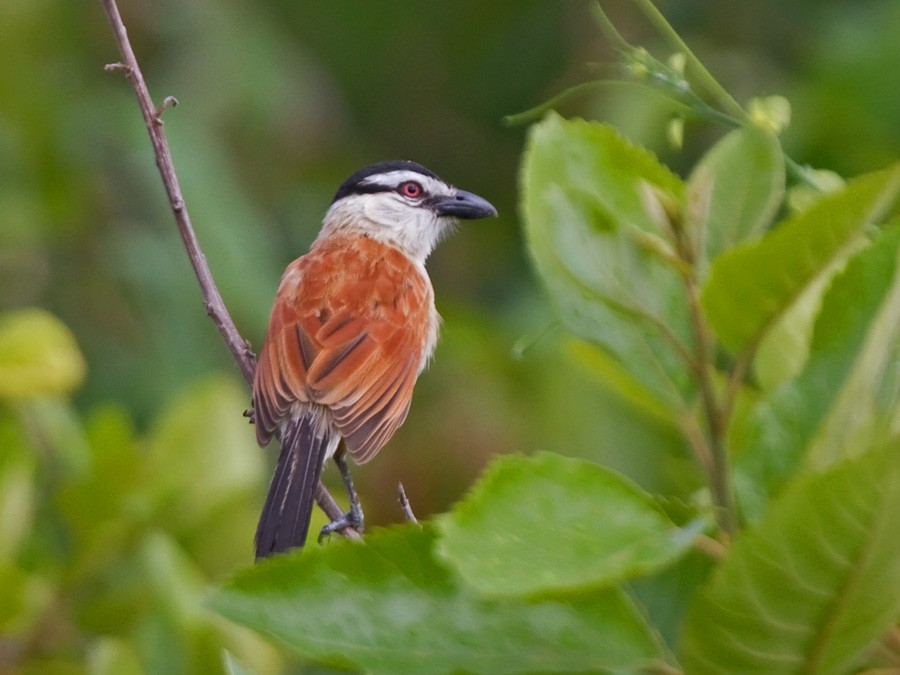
[[399, 181, 422, 198]]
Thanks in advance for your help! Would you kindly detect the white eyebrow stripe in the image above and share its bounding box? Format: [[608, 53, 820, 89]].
[[360, 171, 450, 194]]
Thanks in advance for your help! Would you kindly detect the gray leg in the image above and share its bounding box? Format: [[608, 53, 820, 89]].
[[318, 452, 365, 541]]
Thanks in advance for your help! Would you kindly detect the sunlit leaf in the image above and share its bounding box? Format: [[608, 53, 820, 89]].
[[0, 308, 86, 399], [682, 440, 900, 674], [436, 452, 702, 596], [212, 526, 666, 675], [687, 125, 784, 269], [522, 113, 693, 413], [702, 164, 900, 353], [733, 223, 900, 518]]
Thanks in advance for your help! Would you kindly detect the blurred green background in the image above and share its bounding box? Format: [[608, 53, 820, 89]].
[[2, 0, 899, 672]]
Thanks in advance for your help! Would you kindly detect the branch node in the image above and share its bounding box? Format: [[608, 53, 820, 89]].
[[104, 62, 130, 74], [154, 95, 179, 123], [398, 482, 419, 525]]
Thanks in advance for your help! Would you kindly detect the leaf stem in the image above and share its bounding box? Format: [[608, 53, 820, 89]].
[[628, 0, 747, 121], [694, 533, 727, 560], [684, 280, 736, 535]]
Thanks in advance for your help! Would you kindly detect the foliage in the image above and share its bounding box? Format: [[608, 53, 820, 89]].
[[212, 8, 900, 675], [3, 0, 900, 674], [212, 112, 900, 673], [0, 321, 281, 673]]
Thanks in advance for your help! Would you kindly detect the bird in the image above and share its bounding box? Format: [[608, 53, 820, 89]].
[[251, 160, 497, 559]]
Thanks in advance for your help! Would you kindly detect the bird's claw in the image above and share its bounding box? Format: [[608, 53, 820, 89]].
[[318, 507, 364, 543]]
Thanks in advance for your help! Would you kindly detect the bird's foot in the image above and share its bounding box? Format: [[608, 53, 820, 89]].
[[318, 451, 365, 542], [318, 502, 364, 542]]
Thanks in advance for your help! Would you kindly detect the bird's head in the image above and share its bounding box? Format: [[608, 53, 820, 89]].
[[319, 160, 497, 262]]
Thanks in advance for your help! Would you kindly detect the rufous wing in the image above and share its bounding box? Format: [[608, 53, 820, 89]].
[[252, 236, 433, 463]]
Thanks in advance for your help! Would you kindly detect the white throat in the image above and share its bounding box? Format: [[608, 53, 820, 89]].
[[318, 194, 451, 264]]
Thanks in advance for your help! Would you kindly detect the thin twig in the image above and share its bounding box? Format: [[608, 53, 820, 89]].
[[397, 482, 419, 525], [667, 203, 736, 536], [627, 0, 746, 121], [678, 409, 713, 474], [684, 278, 735, 535], [883, 625, 900, 660], [100, 0, 357, 539], [693, 533, 727, 560], [720, 338, 759, 427]]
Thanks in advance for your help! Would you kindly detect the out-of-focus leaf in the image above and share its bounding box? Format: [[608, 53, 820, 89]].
[[436, 452, 702, 596], [87, 637, 144, 675], [566, 338, 678, 426], [521, 113, 694, 414], [56, 404, 142, 573], [0, 562, 54, 634], [751, 238, 864, 390], [0, 422, 35, 560], [211, 526, 666, 675], [627, 550, 714, 656], [145, 376, 263, 555], [786, 170, 845, 213], [0, 309, 86, 399], [21, 398, 91, 476], [687, 126, 784, 269], [701, 164, 900, 353], [803, 225, 900, 469], [134, 533, 264, 675], [222, 650, 256, 675], [682, 440, 900, 675], [747, 95, 792, 134], [734, 224, 900, 518]]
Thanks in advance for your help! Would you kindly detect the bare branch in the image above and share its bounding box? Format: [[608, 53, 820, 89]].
[[397, 482, 419, 525], [100, 0, 358, 540], [154, 95, 179, 120]]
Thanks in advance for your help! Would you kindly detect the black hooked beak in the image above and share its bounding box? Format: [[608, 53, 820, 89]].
[[434, 189, 498, 220]]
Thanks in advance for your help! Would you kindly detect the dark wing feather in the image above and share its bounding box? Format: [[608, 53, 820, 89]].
[[254, 411, 331, 559]]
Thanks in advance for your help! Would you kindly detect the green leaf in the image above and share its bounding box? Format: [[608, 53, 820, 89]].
[[803, 226, 900, 469], [701, 164, 900, 353], [687, 126, 784, 268], [0, 421, 35, 561], [521, 112, 694, 413], [87, 638, 144, 675], [734, 223, 900, 518], [681, 440, 900, 675], [222, 650, 257, 675], [566, 338, 678, 426], [145, 376, 264, 545], [627, 550, 714, 656], [0, 308, 86, 399], [436, 452, 701, 596], [751, 239, 864, 391], [211, 526, 666, 675]]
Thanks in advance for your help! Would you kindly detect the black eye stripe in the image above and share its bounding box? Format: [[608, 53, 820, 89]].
[[331, 160, 443, 204]]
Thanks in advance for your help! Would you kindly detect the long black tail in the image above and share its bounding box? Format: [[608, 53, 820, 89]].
[[255, 413, 330, 560]]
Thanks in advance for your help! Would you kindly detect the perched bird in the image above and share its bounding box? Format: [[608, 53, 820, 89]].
[[251, 160, 497, 559]]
